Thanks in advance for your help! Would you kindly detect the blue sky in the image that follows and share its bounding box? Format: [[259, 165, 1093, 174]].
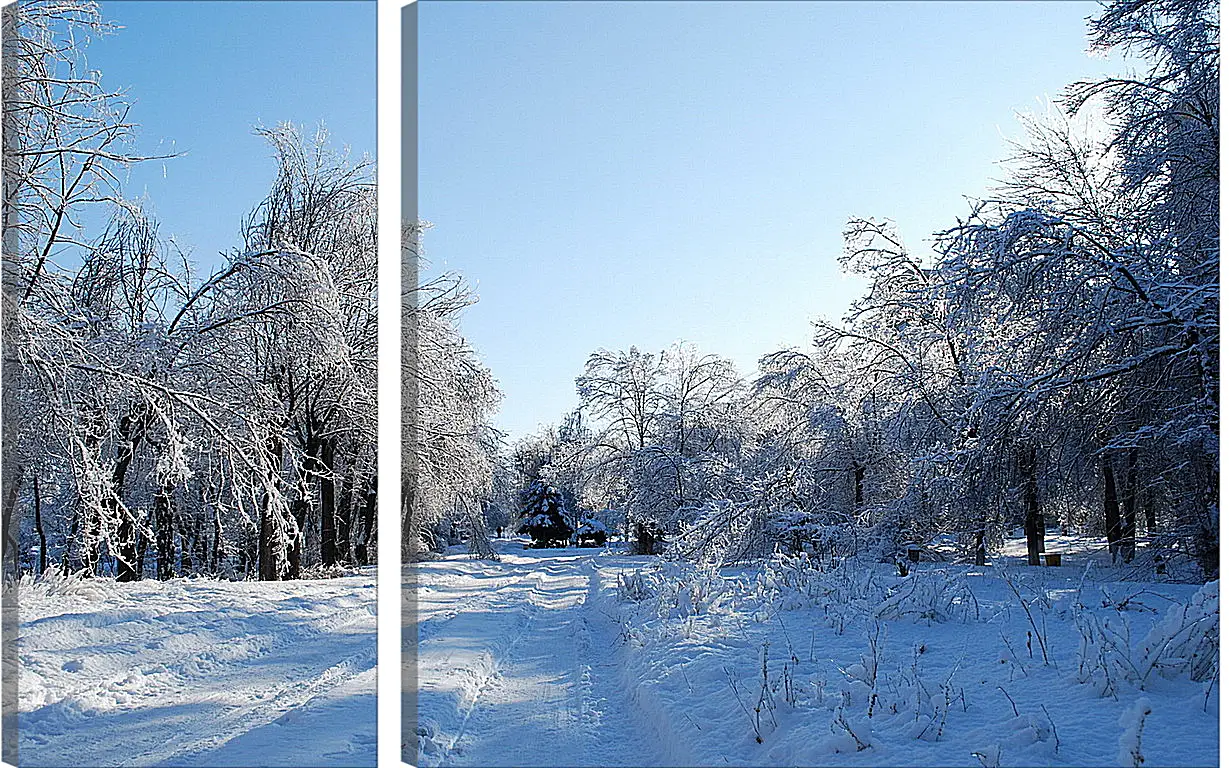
[[88, 1, 376, 269], [418, 0, 1130, 441]]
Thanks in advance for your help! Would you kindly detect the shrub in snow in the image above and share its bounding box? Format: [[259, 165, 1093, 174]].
[[1000, 712, 1058, 752], [616, 569, 654, 603], [575, 518, 608, 547], [515, 480, 573, 548], [827, 707, 872, 752], [1074, 611, 1138, 697], [1116, 697, 1151, 768], [1075, 580, 1218, 697], [872, 569, 978, 623], [649, 562, 739, 621], [667, 498, 774, 565], [971, 745, 1002, 768], [416, 718, 445, 759], [1137, 580, 1218, 684]]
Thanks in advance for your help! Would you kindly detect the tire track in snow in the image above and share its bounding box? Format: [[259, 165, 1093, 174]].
[[20, 575, 376, 767], [418, 553, 592, 767], [430, 602, 536, 767], [414, 547, 664, 767], [119, 643, 376, 766]]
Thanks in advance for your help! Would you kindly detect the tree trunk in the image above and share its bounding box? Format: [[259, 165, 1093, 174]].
[[154, 480, 176, 580], [258, 494, 277, 580], [319, 437, 337, 567], [1102, 453, 1122, 563], [1192, 452, 1218, 580], [258, 436, 284, 581], [1021, 445, 1043, 566], [1, 464, 21, 579], [1121, 447, 1138, 564], [289, 496, 308, 579], [64, 509, 78, 571], [113, 412, 144, 582], [33, 475, 46, 574], [853, 461, 865, 511], [401, 471, 416, 562], [212, 501, 224, 573], [181, 514, 195, 576], [287, 438, 318, 579], [355, 473, 376, 566], [136, 525, 148, 580], [335, 448, 354, 565]]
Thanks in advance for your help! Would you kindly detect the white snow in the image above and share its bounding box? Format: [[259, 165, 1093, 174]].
[[410, 537, 1218, 767], [15, 568, 376, 767]]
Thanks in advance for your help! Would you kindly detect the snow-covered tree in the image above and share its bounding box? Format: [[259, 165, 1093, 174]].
[[3, 2, 377, 581], [515, 480, 572, 548], [402, 226, 502, 562]]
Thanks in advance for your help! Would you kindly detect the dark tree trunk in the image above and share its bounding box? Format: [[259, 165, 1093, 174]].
[[973, 525, 988, 567], [192, 514, 206, 575], [113, 412, 144, 582], [1192, 453, 1218, 580], [288, 495, 308, 579], [319, 437, 338, 567], [258, 436, 284, 581], [181, 515, 194, 576], [72, 436, 102, 575], [212, 501, 224, 573], [334, 448, 354, 566], [33, 475, 46, 574], [1, 464, 21, 578], [287, 437, 319, 579], [853, 461, 865, 511], [1121, 447, 1138, 563], [258, 494, 277, 581], [1021, 445, 1043, 566], [154, 480, 176, 580], [1102, 453, 1122, 563], [136, 526, 148, 580], [355, 473, 376, 566], [401, 471, 415, 562], [634, 522, 657, 556], [64, 509, 78, 571]]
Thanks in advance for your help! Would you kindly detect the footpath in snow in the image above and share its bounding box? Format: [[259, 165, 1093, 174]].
[[410, 541, 667, 767], [16, 569, 377, 767], [409, 537, 1218, 767]]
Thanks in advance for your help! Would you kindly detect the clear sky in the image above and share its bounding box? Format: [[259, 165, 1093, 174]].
[[417, 0, 1131, 441], [86, 1, 376, 269]]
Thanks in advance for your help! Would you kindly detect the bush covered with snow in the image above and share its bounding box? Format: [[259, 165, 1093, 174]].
[[1074, 580, 1218, 698], [576, 518, 608, 547]]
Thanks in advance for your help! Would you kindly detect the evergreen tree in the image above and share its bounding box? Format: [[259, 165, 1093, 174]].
[[516, 480, 573, 548]]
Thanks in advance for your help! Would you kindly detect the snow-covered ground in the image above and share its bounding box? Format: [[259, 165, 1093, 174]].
[[16, 569, 377, 767], [410, 537, 1217, 767], [410, 543, 660, 767]]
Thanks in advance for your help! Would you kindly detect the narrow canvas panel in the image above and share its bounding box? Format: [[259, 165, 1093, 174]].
[[1, 2, 378, 765]]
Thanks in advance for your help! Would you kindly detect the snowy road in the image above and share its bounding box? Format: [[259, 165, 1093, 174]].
[[17, 570, 377, 767], [410, 538, 1218, 768], [410, 542, 666, 767]]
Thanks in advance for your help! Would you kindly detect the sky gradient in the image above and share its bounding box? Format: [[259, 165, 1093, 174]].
[[88, 1, 376, 269], [418, 1, 1131, 442]]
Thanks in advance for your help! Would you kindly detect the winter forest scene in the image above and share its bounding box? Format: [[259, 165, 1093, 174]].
[[409, 1, 1218, 767], [2, 1, 377, 765]]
